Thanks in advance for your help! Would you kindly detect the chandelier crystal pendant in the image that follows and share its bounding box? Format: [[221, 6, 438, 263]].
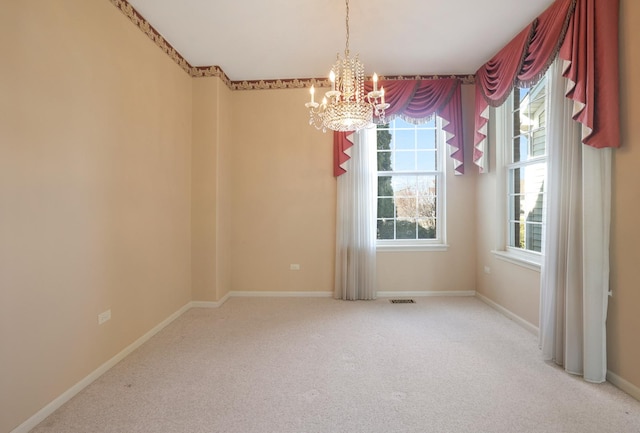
[[305, 0, 389, 132]]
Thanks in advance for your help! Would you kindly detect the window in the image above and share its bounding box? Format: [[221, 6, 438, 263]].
[[376, 117, 446, 250], [495, 76, 547, 266]]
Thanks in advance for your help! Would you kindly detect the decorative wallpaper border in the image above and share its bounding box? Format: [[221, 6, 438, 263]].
[[382, 74, 476, 85], [110, 0, 475, 90], [229, 78, 331, 91], [191, 66, 233, 88], [224, 75, 476, 91], [109, 0, 192, 75]]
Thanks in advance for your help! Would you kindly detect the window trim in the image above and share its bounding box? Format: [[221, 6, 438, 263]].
[[492, 248, 541, 271], [375, 116, 447, 250], [377, 242, 449, 252]]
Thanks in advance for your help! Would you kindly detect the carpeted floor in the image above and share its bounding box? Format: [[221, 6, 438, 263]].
[[31, 297, 640, 433]]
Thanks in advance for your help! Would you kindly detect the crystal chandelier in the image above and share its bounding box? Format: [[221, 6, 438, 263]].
[[305, 0, 389, 132]]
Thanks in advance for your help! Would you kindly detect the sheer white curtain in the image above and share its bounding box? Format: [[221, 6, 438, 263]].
[[334, 128, 377, 300], [539, 59, 612, 383]]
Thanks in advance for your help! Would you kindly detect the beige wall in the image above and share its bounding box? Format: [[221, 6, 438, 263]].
[[191, 77, 233, 301], [216, 80, 234, 300], [191, 78, 219, 301], [230, 88, 336, 293], [0, 1, 192, 431], [228, 86, 478, 296], [608, 0, 640, 392]]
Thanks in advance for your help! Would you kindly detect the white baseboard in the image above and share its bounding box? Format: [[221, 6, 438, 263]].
[[376, 290, 476, 298], [191, 292, 231, 308], [228, 290, 334, 298], [475, 292, 539, 336], [197, 290, 477, 302], [607, 370, 640, 401], [191, 301, 223, 308], [191, 291, 333, 307], [10, 302, 192, 433]]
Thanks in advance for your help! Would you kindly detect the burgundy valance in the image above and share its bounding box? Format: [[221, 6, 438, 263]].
[[473, 0, 619, 172], [334, 78, 465, 177]]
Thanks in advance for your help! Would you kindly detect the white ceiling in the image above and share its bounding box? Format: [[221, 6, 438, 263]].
[[126, 0, 555, 81]]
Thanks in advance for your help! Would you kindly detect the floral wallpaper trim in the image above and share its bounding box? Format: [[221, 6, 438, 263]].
[[109, 0, 192, 75]]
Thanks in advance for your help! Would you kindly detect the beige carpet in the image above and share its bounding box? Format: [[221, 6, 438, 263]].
[[31, 297, 640, 433]]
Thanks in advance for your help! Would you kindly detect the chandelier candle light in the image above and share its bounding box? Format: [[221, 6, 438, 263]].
[[305, 0, 389, 132]]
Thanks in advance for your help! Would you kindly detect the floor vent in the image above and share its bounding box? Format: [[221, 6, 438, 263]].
[[390, 299, 416, 304]]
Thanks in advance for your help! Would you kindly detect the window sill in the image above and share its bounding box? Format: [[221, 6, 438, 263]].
[[377, 243, 449, 252], [491, 250, 541, 272]]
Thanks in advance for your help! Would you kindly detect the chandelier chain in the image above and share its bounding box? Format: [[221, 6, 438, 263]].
[[345, 0, 350, 57]]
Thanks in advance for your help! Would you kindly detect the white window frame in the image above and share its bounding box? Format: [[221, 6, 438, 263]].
[[375, 116, 447, 252], [492, 77, 548, 270]]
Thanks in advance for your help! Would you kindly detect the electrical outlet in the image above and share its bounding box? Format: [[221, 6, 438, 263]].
[[98, 309, 111, 325], [289, 264, 301, 271], [484, 266, 491, 274]]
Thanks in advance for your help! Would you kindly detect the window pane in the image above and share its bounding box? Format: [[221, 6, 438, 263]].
[[417, 218, 436, 239], [526, 222, 543, 252], [512, 135, 529, 163], [377, 219, 394, 240], [396, 219, 417, 239], [417, 128, 436, 149], [417, 177, 437, 220], [511, 221, 523, 249], [524, 192, 544, 222], [417, 195, 436, 218], [393, 151, 416, 171], [377, 197, 394, 219], [395, 196, 417, 218], [417, 150, 437, 171], [377, 151, 391, 171], [520, 164, 545, 199], [393, 175, 415, 196], [532, 127, 546, 156], [394, 129, 415, 150], [415, 175, 436, 192], [416, 195, 436, 219], [378, 176, 393, 196]]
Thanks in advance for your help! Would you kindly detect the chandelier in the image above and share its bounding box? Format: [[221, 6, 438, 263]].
[[305, 0, 389, 132]]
